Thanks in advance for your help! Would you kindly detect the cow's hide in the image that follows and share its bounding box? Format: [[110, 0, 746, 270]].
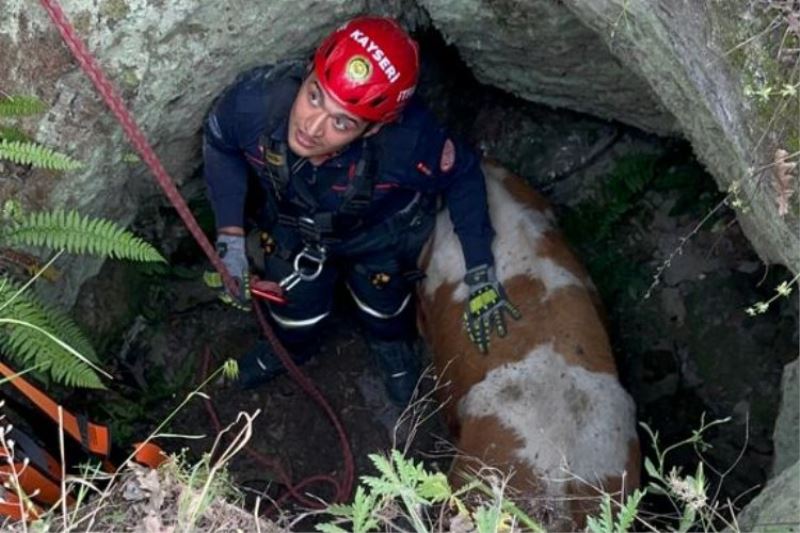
[[417, 161, 640, 529]]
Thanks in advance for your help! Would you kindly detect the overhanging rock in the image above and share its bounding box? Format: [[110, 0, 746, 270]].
[[421, 0, 798, 273], [419, 0, 677, 134]]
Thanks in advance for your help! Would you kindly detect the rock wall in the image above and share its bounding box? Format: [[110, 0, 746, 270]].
[[772, 359, 799, 477], [417, 0, 677, 134], [736, 460, 800, 532], [739, 358, 800, 531], [562, 0, 799, 273], [421, 0, 798, 273], [3, 0, 798, 523]]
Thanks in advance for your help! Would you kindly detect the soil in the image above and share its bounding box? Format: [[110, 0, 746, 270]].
[[126, 279, 449, 523]]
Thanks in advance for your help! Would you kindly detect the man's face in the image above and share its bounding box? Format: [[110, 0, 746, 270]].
[[287, 73, 371, 160]]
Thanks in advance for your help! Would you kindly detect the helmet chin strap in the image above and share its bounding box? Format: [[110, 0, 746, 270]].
[[364, 121, 383, 137]]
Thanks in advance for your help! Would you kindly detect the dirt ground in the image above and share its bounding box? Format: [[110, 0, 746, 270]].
[[150, 284, 450, 519]]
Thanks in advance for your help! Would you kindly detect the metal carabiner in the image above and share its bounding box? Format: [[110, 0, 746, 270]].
[[278, 270, 303, 292], [278, 245, 327, 292]]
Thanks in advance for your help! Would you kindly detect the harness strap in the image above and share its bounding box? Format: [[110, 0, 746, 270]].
[[263, 140, 291, 201], [0, 362, 110, 457], [0, 446, 74, 508], [7, 427, 62, 480], [276, 211, 338, 244], [261, 135, 378, 244], [132, 441, 167, 469], [338, 144, 377, 216]]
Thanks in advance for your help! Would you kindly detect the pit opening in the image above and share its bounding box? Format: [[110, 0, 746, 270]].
[[60, 24, 799, 530]]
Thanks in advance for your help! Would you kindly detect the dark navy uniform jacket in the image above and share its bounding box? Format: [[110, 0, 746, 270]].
[[203, 65, 495, 269]]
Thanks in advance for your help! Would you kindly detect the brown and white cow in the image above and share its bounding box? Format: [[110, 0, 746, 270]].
[[418, 161, 640, 529]]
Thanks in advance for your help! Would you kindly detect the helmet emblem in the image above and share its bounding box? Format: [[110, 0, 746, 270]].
[[346, 56, 372, 83]]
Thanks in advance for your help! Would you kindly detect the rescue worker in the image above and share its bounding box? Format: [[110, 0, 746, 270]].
[[203, 16, 520, 405]]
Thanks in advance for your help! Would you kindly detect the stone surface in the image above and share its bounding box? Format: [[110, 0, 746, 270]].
[[418, 0, 675, 134], [773, 359, 800, 477], [421, 0, 798, 272], [737, 460, 800, 532], [558, 0, 799, 273]]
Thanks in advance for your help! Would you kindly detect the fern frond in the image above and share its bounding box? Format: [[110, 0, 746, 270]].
[[474, 503, 508, 533], [0, 95, 47, 117], [350, 487, 380, 533], [0, 126, 30, 143], [617, 489, 644, 533], [0, 275, 103, 388], [586, 494, 615, 533], [43, 304, 98, 363], [2, 210, 166, 262], [0, 139, 83, 171]]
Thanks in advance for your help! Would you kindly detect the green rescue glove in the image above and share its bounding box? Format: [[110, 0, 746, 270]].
[[205, 234, 251, 311], [462, 264, 522, 354]]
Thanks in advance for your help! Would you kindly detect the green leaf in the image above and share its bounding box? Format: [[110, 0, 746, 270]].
[[324, 504, 353, 518], [0, 126, 30, 143], [350, 486, 380, 533], [677, 505, 696, 533], [318, 487, 380, 533], [2, 209, 165, 262], [0, 95, 47, 117], [0, 139, 83, 171], [361, 475, 396, 498], [693, 462, 706, 493], [369, 453, 399, 484], [416, 471, 451, 502], [586, 494, 614, 533], [0, 275, 104, 388], [645, 482, 668, 496], [616, 489, 644, 533], [474, 504, 503, 533], [643, 457, 661, 481]]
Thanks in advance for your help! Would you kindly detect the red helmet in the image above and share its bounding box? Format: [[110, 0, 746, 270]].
[[313, 16, 420, 122]]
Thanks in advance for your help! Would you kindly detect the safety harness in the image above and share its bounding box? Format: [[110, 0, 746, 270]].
[[240, 61, 400, 297], [0, 362, 166, 521], [263, 138, 377, 245]]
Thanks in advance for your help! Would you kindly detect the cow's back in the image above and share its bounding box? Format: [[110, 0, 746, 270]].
[[417, 161, 640, 528]]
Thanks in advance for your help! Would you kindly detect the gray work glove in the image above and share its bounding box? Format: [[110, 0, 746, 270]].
[[210, 233, 251, 311], [462, 264, 521, 354]]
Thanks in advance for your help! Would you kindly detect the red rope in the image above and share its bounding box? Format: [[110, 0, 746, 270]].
[[38, 0, 354, 505], [201, 348, 350, 510]]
